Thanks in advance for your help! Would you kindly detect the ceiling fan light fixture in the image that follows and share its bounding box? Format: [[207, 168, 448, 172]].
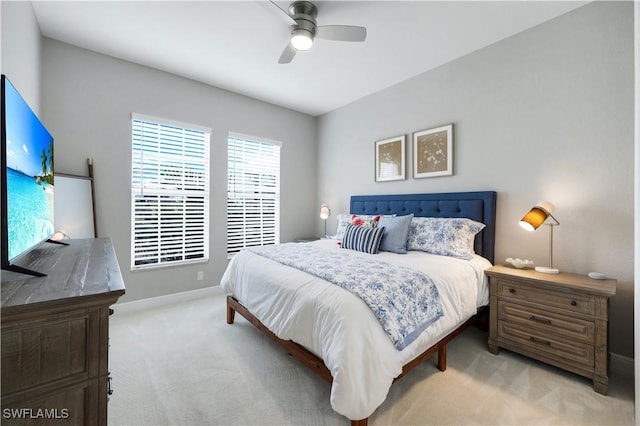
[[291, 28, 314, 51], [273, 1, 365, 63]]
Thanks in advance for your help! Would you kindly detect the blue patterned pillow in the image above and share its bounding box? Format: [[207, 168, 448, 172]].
[[341, 223, 385, 254], [407, 217, 485, 259]]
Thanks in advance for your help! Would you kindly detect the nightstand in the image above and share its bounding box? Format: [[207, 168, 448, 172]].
[[486, 265, 616, 394], [295, 237, 322, 242]]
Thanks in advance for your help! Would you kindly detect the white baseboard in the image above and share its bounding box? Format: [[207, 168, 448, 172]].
[[610, 352, 634, 378], [113, 286, 224, 315]]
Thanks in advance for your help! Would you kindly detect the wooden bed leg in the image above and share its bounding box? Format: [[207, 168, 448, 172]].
[[226, 297, 236, 324], [437, 345, 447, 371], [351, 418, 368, 426]]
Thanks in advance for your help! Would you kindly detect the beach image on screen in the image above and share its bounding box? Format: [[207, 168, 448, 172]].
[[4, 78, 55, 261]]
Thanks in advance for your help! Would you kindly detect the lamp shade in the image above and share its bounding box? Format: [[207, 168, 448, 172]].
[[519, 201, 555, 231], [291, 28, 314, 51], [519, 201, 560, 274], [320, 204, 331, 220]]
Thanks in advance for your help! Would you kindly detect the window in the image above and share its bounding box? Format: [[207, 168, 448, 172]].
[[227, 133, 281, 257], [131, 114, 210, 270]]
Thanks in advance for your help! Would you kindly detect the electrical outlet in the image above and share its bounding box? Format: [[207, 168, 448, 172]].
[[197, 271, 204, 281]]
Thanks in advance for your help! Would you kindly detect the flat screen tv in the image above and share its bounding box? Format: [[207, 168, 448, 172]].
[[1, 74, 56, 277]]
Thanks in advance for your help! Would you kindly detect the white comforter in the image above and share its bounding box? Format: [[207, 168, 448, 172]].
[[220, 239, 491, 421]]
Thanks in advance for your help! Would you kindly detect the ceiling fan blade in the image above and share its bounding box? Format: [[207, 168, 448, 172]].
[[316, 25, 367, 42], [278, 43, 297, 64], [270, 0, 297, 25]]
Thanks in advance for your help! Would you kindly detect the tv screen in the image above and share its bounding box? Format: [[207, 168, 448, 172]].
[[1, 74, 55, 276]]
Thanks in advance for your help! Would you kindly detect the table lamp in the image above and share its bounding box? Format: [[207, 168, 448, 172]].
[[519, 201, 560, 274], [320, 204, 331, 237]]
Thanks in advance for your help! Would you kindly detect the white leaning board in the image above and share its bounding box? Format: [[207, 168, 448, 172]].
[[54, 174, 95, 239]]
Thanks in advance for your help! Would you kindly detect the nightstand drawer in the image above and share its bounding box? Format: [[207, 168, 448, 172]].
[[498, 301, 594, 343], [497, 280, 594, 316], [498, 322, 594, 367]]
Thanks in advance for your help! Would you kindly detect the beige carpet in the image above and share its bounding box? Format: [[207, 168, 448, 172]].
[[107, 292, 634, 425]]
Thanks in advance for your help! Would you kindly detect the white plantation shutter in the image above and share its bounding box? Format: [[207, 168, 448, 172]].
[[131, 114, 210, 270], [227, 133, 281, 256]]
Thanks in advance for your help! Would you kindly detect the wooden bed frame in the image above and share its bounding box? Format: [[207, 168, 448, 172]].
[[225, 191, 497, 425]]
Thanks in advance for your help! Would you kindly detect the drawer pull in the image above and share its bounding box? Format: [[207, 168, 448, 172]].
[[509, 288, 516, 294], [529, 336, 551, 346], [571, 301, 577, 306], [529, 315, 552, 325]]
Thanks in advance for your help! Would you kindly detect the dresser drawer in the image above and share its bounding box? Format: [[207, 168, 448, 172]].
[[498, 321, 594, 368], [498, 301, 594, 343], [1, 312, 93, 395], [497, 280, 594, 316]]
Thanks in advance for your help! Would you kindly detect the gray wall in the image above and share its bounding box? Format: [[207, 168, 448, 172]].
[[1, 1, 41, 113], [41, 39, 318, 302], [317, 1, 634, 358]]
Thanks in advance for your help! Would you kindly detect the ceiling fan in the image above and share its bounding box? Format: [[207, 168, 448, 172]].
[[271, 1, 367, 64]]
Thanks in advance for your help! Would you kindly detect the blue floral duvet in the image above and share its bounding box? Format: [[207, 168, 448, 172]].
[[249, 242, 443, 350]]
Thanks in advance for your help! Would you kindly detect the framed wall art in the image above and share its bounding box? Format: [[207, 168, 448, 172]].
[[375, 135, 406, 182], [413, 124, 453, 179]]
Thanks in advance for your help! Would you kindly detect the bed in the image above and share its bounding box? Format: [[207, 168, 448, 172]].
[[221, 191, 497, 425]]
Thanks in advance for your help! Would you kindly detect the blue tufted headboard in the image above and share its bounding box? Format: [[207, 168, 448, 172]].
[[350, 191, 497, 264]]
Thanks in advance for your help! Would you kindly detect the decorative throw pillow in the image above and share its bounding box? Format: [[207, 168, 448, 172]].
[[334, 214, 381, 240], [378, 214, 414, 254], [341, 223, 385, 254], [333, 214, 351, 240], [350, 214, 380, 228], [407, 217, 485, 259]]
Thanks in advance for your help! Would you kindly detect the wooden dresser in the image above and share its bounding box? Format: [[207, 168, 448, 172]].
[[486, 265, 616, 394], [1, 238, 125, 425]]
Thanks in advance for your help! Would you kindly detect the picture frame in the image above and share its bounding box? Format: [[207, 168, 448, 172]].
[[412, 124, 453, 179], [375, 135, 406, 182]]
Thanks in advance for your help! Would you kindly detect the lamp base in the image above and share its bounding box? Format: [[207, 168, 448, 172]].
[[535, 266, 560, 274]]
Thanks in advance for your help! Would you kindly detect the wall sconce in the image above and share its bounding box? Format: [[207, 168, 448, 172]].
[[320, 204, 331, 237], [519, 201, 560, 274]]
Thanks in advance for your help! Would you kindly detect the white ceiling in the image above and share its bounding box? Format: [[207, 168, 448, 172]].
[[32, 1, 588, 116]]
